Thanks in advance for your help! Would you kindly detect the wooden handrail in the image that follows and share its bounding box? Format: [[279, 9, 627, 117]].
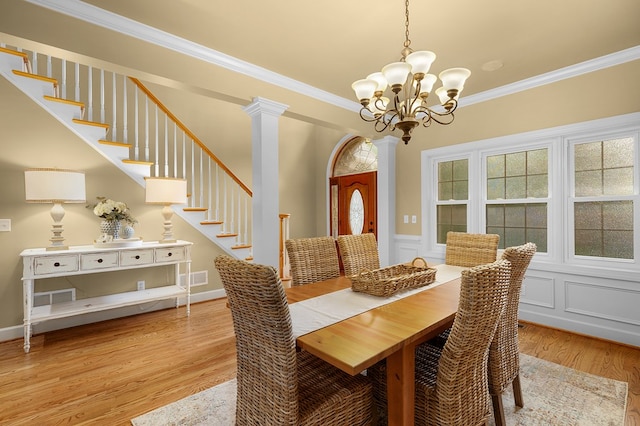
[[128, 77, 252, 196]]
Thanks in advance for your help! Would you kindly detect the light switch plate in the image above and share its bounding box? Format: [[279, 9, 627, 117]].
[[411, 215, 417, 224], [0, 219, 11, 232]]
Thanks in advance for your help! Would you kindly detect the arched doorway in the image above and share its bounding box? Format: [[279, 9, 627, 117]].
[[329, 137, 378, 238]]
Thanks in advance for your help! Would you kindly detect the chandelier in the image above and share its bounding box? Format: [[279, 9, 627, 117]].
[[351, 0, 471, 144]]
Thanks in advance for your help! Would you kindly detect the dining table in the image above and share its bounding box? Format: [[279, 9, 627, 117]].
[[285, 264, 464, 426]]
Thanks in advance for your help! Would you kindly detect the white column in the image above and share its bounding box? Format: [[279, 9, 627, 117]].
[[242, 97, 288, 267], [373, 135, 399, 267]]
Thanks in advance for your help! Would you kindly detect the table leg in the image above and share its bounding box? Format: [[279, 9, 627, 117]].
[[386, 343, 415, 426], [23, 279, 33, 353]]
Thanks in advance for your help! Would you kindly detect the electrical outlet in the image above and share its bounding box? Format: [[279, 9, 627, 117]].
[[0, 219, 10, 232], [137, 280, 145, 291]]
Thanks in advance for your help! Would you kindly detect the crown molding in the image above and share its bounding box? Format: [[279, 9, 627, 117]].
[[459, 45, 640, 108], [26, 0, 640, 113]]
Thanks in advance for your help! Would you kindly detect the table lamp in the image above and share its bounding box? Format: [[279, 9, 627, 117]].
[[25, 168, 86, 251], [145, 177, 187, 243]]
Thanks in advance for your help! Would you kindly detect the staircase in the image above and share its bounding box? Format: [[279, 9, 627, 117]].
[[0, 44, 256, 260]]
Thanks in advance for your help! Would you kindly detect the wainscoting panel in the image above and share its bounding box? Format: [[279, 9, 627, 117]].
[[565, 280, 640, 326], [521, 275, 555, 308]]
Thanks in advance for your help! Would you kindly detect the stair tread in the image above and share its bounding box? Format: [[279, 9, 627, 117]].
[[0, 46, 28, 59], [122, 159, 153, 166], [200, 221, 223, 225], [217, 233, 238, 238], [183, 207, 207, 212], [99, 139, 131, 148], [12, 69, 57, 85], [72, 118, 109, 128], [43, 95, 84, 109], [232, 244, 251, 249]]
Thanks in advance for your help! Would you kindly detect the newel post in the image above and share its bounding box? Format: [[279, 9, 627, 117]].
[[242, 97, 288, 267]]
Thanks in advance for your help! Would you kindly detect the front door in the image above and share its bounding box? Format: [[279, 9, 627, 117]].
[[330, 171, 377, 238]]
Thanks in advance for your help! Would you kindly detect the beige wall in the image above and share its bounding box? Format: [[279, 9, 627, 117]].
[[0, 77, 232, 330], [0, 71, 340, 331], [394, 59, 640, 235]]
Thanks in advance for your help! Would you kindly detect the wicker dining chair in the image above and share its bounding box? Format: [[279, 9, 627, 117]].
[[489, 242, 537, 426], [214, 255, 373, 426], [369, 259, 512, 426], [285, 236, 340, 286], [444, 231, 500, 267], [336, 233, 380, 277]]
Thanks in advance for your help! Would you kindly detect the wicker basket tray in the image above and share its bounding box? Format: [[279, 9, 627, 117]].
[[350, 258, 437, 297]]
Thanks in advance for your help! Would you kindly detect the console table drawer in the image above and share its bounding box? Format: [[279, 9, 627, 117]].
[[156, 246, 186, 262], [81, 252, 119, 271], [34, 255, 79, 275], [120, 249, 154, 266]]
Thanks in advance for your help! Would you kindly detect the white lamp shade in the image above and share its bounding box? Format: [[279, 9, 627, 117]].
[[418, 74, 438, 95], [439, 68, 471, 91], [382, 62, 412, 86], [352, 79, 377, 101], [366, 72, 388, 92], [145, 177, 187, 205], [436, 86, 459, 104], [405, 51, 436, 75], [24, 168, 86, 203]]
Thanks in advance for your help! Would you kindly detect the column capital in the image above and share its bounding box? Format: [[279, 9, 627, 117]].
[[372, 135, 400, 149], [242, 97, 289, 117]]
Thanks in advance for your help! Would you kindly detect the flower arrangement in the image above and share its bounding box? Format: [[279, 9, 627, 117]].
[[87, 197, 137, 224]]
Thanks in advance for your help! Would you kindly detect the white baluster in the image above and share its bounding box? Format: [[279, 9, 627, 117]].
[[74, 62, 79, 103], [154, 104, 159, 176], [145, 98, 149, 162], [111, 73, 117, 142], [100, 68, 105, 123], [122, 75, 127, 143], [134, 88, 139, 160], [87, 66, 93, 122]]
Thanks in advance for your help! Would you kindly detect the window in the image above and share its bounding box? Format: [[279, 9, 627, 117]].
[[485, 148, 549, 252], [423, 113, 639, 271], [571, 137, 635, 260], [436, 159, 468, 243]]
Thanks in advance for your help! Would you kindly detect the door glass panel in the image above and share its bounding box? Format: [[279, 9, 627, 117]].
[[349, 189, 365, 235]]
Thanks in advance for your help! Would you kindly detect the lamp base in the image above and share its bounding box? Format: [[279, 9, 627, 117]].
[[46, 245, 69, 251], [158, 239, 177, 244]]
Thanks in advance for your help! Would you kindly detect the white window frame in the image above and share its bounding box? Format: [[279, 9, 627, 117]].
[[421, 112, 640, 279], [564, 128, 640, 267], [480, 141, 554, 258]]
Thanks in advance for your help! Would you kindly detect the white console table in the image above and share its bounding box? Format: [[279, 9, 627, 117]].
[[20, 240, 192, 353]]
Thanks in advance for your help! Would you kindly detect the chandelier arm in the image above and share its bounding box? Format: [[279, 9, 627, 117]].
[[421, 108, 456, 126], [358, 108, 382, 123]]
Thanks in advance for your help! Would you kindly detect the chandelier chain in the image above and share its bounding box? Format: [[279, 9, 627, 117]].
[[404, 0, 411, 49]]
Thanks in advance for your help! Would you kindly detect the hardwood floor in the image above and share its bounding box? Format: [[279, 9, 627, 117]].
[[0, 299, 637, 425]]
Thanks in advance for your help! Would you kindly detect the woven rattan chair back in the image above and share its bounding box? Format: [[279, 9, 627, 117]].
[[444, 231, 500, 267], [488, 242, 537, 426], [337, 233, 380, 277], [368, 259, 511, 425], [285, 236, 340, 286], [416, 259, 512, 426], [214, 255, 373, 426]]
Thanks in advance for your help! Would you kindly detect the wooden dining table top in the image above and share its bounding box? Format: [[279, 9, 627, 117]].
[[285, 273, 462, 426]]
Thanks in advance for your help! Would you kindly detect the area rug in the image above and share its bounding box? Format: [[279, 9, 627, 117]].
[[131, 354, 628, 425]]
